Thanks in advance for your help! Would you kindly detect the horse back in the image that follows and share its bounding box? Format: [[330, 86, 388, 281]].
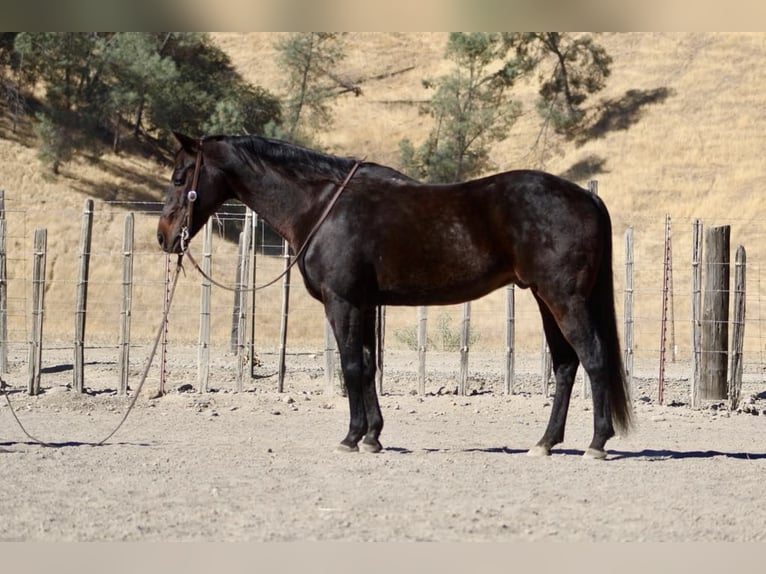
[[303, 169, 606, 306]]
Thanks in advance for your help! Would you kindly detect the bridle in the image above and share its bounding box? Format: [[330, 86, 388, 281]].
[[178, 139, 363, 292], [179, 143, 204, 254]]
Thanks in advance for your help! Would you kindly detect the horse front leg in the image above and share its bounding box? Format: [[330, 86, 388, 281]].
[[324, 296, 383, 453]]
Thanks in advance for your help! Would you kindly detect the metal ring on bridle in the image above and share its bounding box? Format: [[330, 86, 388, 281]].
[[187, 190, 197, 202], [180, 226, 190, 253]]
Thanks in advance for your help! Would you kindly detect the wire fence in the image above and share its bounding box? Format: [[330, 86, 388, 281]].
[[1, 196, 764, 404]]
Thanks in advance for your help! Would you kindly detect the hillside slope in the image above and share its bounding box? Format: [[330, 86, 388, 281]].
[[1, 32, 764, 358]]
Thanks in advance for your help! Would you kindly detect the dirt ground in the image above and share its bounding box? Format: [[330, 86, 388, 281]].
[[1, 346, 765, 542]]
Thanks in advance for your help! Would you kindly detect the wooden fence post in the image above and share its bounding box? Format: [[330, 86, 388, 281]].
[[73, 198, 94, 393], [728, 245, 746, 410], [248, 212, 258, 378], [0, 219, 7, 375], [699, 225, 730, 402], [691, 219, 703, 407], [230, 232, 244, 353], [324, 318, 337, 395], [458, 302, 471, 396], [417, 306, 427, 395], [277, 239, 291, 393], [541, 338, 551, 397], [376, 305, 386, 395], [623, 227, 634, 389], [117, 213, 134, 395], [580, 180, 599, 399], [235, 211, 252, 391], [504, 284, 515, 394], [27, 228, 47, 396], [0, 189, 6, 374], [198, 221, 213, 393]]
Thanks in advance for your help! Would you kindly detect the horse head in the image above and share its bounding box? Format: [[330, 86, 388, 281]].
[[157, 132, 230, 253]]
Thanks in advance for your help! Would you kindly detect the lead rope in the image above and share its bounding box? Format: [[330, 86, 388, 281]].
[[182, 158, 363, 293], [0, 257, 184, 447]]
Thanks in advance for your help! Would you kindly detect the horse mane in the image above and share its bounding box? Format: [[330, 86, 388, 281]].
[[215, 134, 360, 182]]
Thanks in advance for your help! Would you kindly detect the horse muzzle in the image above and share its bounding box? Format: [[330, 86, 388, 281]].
[[157, 219, 184, 254]]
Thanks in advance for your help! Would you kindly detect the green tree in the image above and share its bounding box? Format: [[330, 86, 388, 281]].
[[400, 32, 522, 183], [0, 32, 24, 131], [14, 32, 107, 169], [502, 32, 612, 137], [274, 32, 348, 145], [12, 33, 282, 170]]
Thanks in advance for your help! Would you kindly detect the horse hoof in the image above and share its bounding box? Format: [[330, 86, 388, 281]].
[[583, 447, 607, 460], [360, 440, 383, 453], [336, 443, 359, 453], [526, 445, 551, 457]]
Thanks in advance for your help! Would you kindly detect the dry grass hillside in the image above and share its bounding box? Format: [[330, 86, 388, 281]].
[[1, 32, 765, 368]]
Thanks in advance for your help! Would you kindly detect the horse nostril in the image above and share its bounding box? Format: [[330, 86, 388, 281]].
[[157, 232, 165, 248]]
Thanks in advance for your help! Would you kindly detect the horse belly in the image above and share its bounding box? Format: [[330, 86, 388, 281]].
[[375, 249, 515, 306]]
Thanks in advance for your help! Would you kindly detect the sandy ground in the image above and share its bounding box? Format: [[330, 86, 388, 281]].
[[1, 346, 765, 542]]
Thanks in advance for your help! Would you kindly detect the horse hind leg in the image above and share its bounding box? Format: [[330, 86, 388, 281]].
[[527, 294, 580, 458], [550, 300, 617, 460]]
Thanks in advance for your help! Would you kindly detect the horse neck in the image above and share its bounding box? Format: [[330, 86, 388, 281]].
[[231, 167, 329, 252]]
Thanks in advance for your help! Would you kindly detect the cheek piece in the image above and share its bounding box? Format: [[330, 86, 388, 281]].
[[180, 189, 198, 253]]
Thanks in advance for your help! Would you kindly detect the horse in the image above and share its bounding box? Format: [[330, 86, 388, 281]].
[[157, 132, 632, 459]]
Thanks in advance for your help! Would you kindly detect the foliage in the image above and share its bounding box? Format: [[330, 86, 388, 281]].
[[393, 324, 431, 352], [399, 32, 522, 183], [401, 33, 612, 180], [502, 32, 612, 138], [394, 312, 479, 352], [273, 32, 347, 146], [8, 33, 282, 171]]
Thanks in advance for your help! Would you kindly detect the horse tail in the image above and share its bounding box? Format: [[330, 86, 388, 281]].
[[591, 197, 633, 435]]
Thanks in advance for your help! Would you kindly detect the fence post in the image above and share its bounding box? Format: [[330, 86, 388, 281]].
[[0, 219, 6, 375], [698, 225, 730, 402], [277, 239, 291, 393], [376, 305, 386, 395], [324, 318, 338, 395], [248, 212, 258, 378], [73, 198, 94, 393], [235, 211, 252, 391], [417, 306, 427, 395], [0, 189, 6, 374], [691, 219, 703, 407], [658, 214, 672, 404], [27, 228, 47, 396], [458, 302, 471, 396], [198, 221, 212, 393], [541, 338, 551, 397], [728, 245, 746, 410], [623, 227, 634, 389], [230, 232, 245, 353], [504, 285, 515, 394], [158, 254, 171, 396], [118, 213, 134, 395], [580, 180, 599, 399]]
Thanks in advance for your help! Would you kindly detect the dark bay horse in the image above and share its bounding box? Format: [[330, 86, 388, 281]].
[[157, 132, 632, 459]]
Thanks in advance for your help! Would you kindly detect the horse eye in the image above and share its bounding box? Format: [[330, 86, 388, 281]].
[[172, 170, 185, 186]]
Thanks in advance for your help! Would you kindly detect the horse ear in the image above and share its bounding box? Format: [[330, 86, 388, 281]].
[[172, 131, 199, 153]]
